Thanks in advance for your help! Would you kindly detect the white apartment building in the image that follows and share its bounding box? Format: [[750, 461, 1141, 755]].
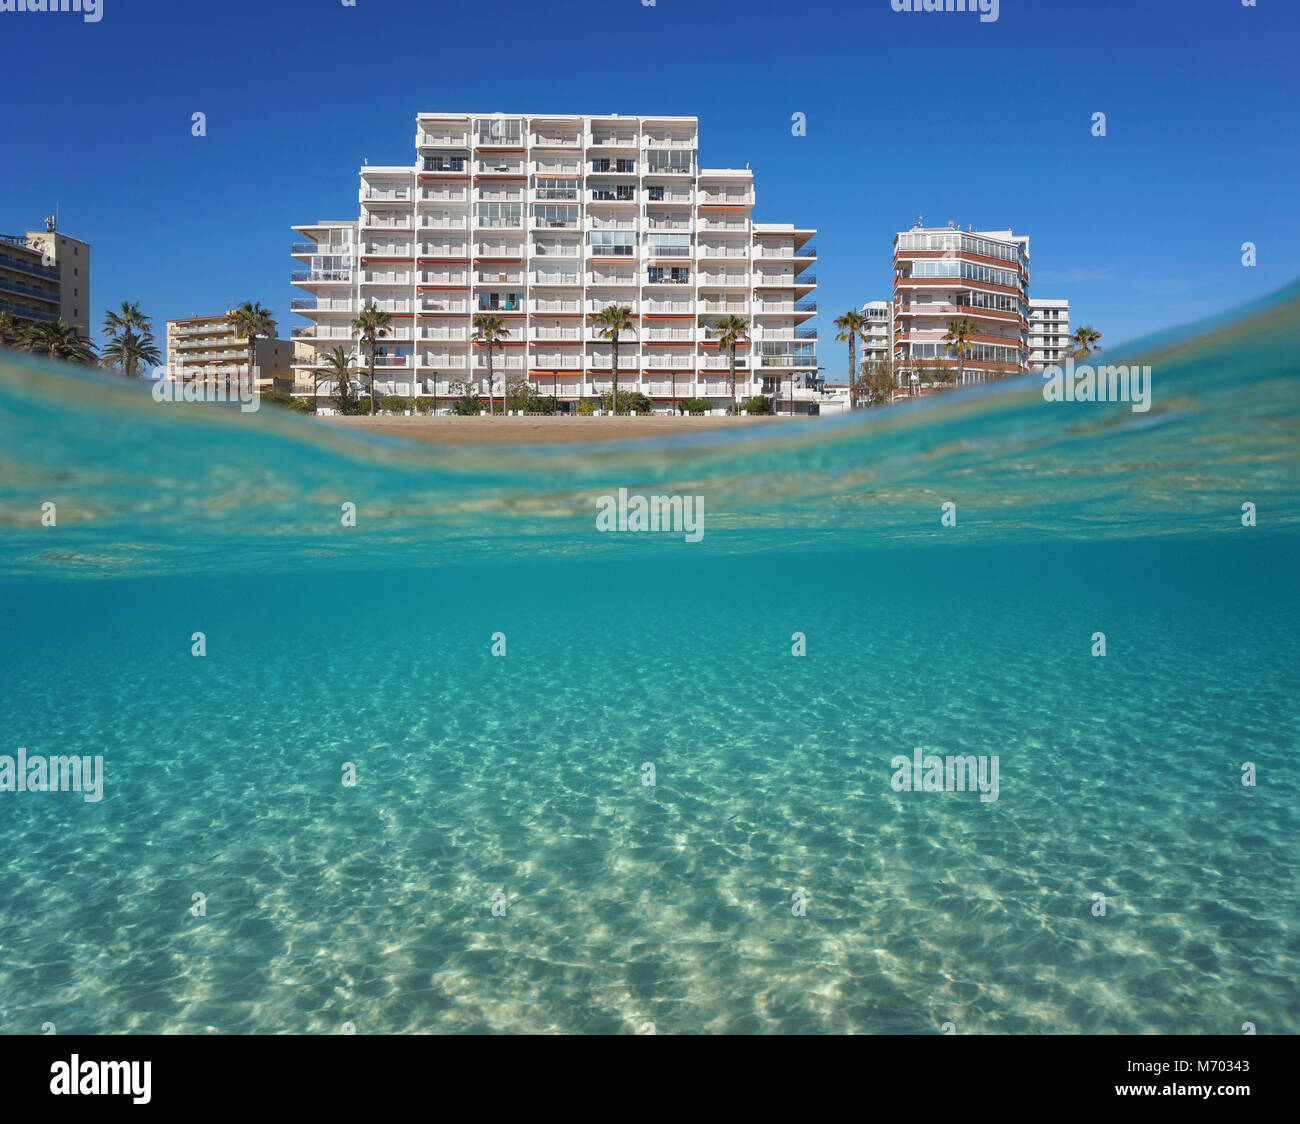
[[291, 113, 817, 412], [859, 299, 892, 365], [1028, 298, 1070, 370], [892, 223, 1030, 387]]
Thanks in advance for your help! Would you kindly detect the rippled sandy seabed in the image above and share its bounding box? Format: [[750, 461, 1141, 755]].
[[0, 287, 1297, 1033]]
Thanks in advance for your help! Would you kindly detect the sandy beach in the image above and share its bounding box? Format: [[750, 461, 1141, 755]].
[[314, 413, 795, 446]]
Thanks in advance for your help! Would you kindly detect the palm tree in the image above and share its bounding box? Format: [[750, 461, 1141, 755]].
[[1069, 326, 1103, 359], [319, 345, 357, 414], [0, 311, 23, 349], [19, 319, 97, 364], [942, 317, 981, 387], [227, 301, 275, 398], [101, 327, 161, 379], [594, 305, 637, 414], [709, 315, 750, 414], [101, 301, 154, 378], [351, 302, 393, 415], [471, 312, 510, 415], [833, 310, 869, 409]]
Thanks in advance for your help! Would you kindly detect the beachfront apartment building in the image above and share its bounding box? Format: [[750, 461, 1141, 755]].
[[860, 300, 892, 365], [0, 219, 90, 333], [1028, 297, 1070, 370], [290, 112, 818, 413], [892, 223, 1030, 387], [165, 312, 294, 390]]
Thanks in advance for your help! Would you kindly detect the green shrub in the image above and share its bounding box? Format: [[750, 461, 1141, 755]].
[[742, 395, 774, 415], [679, 397, 711, 416], [600, 389, 654, 415]]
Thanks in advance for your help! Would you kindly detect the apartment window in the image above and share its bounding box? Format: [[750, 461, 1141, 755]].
[[588, 230, 636, 256], [535, 179, 578, 201], [647, 186, 665, 201], [647, 233, 690, 257], [476, 203, 522, 226], [647, 152, 693, 174], [534, 204, 579, 227], [478, 292, 521, 311], [424, 156, 466, 172]]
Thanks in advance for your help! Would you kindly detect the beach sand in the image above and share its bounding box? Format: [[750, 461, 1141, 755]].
[[315, 414, 795, 446]]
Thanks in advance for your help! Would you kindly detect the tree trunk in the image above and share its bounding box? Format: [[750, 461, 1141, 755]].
[[611, 333, 619, 414], [729, 345, 737, 414], [487, 349, 494, 414], [247, 339, 256, 402], [368, 338, 376, 415], [848, 335, 856, 409]]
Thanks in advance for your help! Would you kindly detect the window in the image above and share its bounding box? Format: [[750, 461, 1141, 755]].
[[588, 230, 636, 256], [534, 204, 579, 227], [476, 203, 522, 226], [647, 233, 690, 257]]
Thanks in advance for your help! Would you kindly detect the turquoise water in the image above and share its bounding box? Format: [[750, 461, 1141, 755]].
[[1, 287, 1297, 1034]]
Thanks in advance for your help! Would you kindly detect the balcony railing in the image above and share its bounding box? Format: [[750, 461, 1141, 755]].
[[0, 251, 60, 282], [292, 270, 352, 283]]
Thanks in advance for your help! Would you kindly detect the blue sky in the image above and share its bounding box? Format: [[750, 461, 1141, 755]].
[[2, 0, 1296, 377]]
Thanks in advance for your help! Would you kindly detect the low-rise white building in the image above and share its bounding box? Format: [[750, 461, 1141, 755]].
[[1028, 298, 1070, 370]]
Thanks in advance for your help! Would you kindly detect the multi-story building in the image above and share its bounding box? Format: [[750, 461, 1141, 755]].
[[1028, 298, 1070, 370], [0, 218, 90, 333], [859, 300, 892, 365], [892, 223, 1029, 387], [291, 113, 817, 413], [165, 312, 294, 390]]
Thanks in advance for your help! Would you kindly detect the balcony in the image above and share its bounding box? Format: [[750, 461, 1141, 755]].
[[420, 327, 468, 341], [292, 270, 352, 283], [589, 133, 639, 147], [477, 160, 525, 176], [420, 187, 469, 202], [533, 272, 582, 286], [531, 132, 582, 147], [645, 161, 694, 176], [363, 190, 412, 203], [418, 132, 469, 147], [420, 217, 469, 230], [531, 328, 581, 341], [699, 192, 754, 206], [0, 251, 60, 282]]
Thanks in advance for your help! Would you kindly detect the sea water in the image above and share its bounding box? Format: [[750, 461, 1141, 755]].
[[0, 287, 1296, 1034]]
